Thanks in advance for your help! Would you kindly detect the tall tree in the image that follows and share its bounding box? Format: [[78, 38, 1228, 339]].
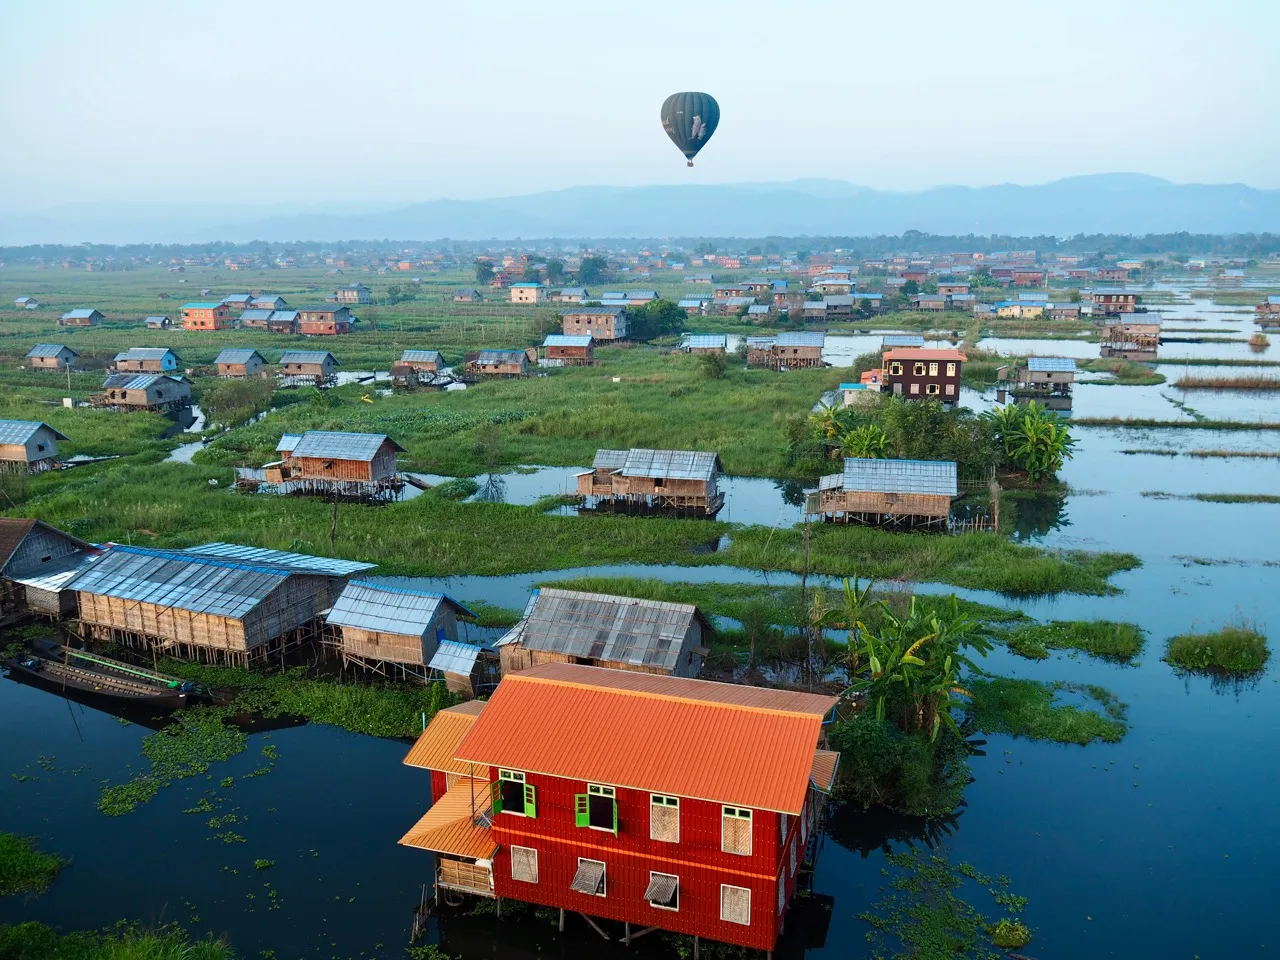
[[474, 260, 494, 284]]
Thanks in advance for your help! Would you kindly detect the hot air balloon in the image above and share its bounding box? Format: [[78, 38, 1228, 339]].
[[661, 92, 719, 167]]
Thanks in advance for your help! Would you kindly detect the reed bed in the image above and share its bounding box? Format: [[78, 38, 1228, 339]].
[[1164, 621, 1270, 676], [0, 922, 234, 960], [0, 834, 66, 897], [1172, 375, 1280, 390]]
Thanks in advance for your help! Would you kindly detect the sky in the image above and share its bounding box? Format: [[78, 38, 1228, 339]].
[[3, 0, 1279, 212]]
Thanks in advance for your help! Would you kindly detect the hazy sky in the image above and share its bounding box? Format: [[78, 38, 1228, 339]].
[[3, 0, 1278, 211]]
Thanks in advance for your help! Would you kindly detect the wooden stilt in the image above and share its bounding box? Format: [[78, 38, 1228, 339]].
[[578, 913, 610, 940], [559, 907, 564, 932], [628, 926, 658, 941], [693, 935, 700, 959], [496, 897, 501, 918], [624, 921, 630, 945]]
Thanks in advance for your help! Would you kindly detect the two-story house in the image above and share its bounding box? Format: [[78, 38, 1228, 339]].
[[882, 347, 966, 403], [181, 301, 233, 330], [398, 664, 839, 955]]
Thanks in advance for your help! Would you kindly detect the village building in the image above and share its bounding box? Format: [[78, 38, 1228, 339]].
[[0, 518, 97, 620], [397, 663, 839, 954], [552, 287, 589, 303], [250, 296, 287, 311], [561, 306, 628, 342], [542, 334, 595, 367], [685, 272, 714, 284], [296, 305, 355, 335], [181, 301, 234, 331], [743, 277, 772, 295], [746, 332, 825, 370], [910, 294, 948, 311], [325, 579, 482, 685], [453, 288, 482, 303], [678, 298, 708, 316], [25, 344, 78, 371], [882, 347, 965, 403], [1046, 303, 1082, 320], [265, 310, 299, 334], [1001, 356, 1076, 397], [214, 348, 267, 379], [625, 290, 658, 305], [1088, 289, 1138, 314], [806, 458, 957, 529], [15, 296, 38, 309], [113, 347, 180, 374], [335, 283, 372, 305], [145, 315, 173, 330], [1011, 268, 1046, 287], [1255, 295, 1280, 319], [64, 543, 371, 665], [746, 304, 773, 320], [1099, 316, 1161, 352], [937, 282, 970, 296], [391, 349, 446, 388], [578, 448, 724, 517], [713, 296, 756, 316], [263, 430, 405, 503], [813, 279, 854, 296], [1095, 267, 1129, 283], [465, 349, 530, 377], [881, 334, 926, 351], [221, 294, 254, 310], [496, 587, 711, 678], [0, 420, 69, 474], [92, 373, 192, 412], [237, 309, 275, 329], [277, 350, 340, 387], [510, 282, 548, 305], [58, 309, 103, 326], [683, 333, 727, 354]]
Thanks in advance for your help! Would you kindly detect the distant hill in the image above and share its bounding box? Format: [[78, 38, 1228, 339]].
[[7, 175, 1280, 244]]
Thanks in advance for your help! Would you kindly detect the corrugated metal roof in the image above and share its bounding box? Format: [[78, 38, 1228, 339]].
[[747, 305, 771, 314], [145, 316, 172, 324], [114, 348, 176, 362], [26, 343, 74, 358], [429, 641, 483, 677], [270, 310, 299, 322], [397, 777, 497, 860], [684, 334, 727, 349], [401, 350, 443, 363], [214, 349, 262, 365], [101, 373, 185, 390], [278, 350, 338, 365], [881, 334, 926, 348], [183, 542, 375, 576], [63, 545, 299, 619], [276, 434, 302, 453], [746, 336, 776, 349], [498, 587, 711, 672], [543, 335, 593, 347], [327, 580, 472, 635], [222, 294, 253, 303], [181, 301, 223, 309], [60, 309, 98, 319], [1026, 357, 1077, 373], [560, 306, 624, 316], [559, 287, 587, 296], [818, 472, 843, 491], [0, 420, 69, 445], [618, 448, 722, 481], [677, 300, 706, 308], [454, 663, 838, 815], [598, 299, 630, 307], [882, 348, 967, 361], [776, 332, 825, 347], [601, 291, 625, 300], [810, 749, 839, 793], [591, 449, 630, 471], [288, 431, 403, 462], [475, 350, 526, 364], [840, 458, 957, 496], [6, 550, 100, 594], [403, 701, 487, 773], [238, 309, 275, 321]]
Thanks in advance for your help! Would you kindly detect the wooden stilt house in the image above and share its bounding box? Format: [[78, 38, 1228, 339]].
[[746, 331, 825, 369], [277, 350, 340, 387], [541, 335, 595, 367], [0, 420, 70, 473], [465, 350, 529, 378], [805, 458, 957, 529], [577, 448, 725, 517], [1099, 315, 1161, 352], [91, 374, 191, 412], [0, 518, 97, 620], [391, 350, 445, 389], [214, 348, 267, 378], [25, 344, 79, 371], [262, 430, 405, 503], [999, 356, 1076, 397], [496, 587, 711, 677]]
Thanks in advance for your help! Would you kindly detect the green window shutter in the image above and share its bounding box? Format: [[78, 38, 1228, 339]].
[[575, 794, 589, 828], [612, 798, 618, 836], [523, 783, 537, 819], [490, 780, 503, 815]]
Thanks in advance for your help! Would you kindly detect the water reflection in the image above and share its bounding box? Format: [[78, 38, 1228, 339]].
[[1004, 490, 1072, 541]]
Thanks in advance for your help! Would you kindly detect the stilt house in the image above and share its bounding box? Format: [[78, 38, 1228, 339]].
[[277, 350, 339, 387], [0, 420, 69, 473], [58, 309, 103, 326], [465, 350, 529, 377], [1099, 316, 1160, 352], [92, 374, 191, 412], [746, 332, 825, 369], [541, 335, 595, 366], [113, 348, 180, 373], [0, 518, 97, 619], [214, 348, 267, 378], [577, 448, 724, 517], [806, 458, 957, 529], [398, 664, 840, 954], [265, 430, 405, 502], [25, 344, 79, 371], [561, 306, 628, 342], [683, 334, 727, 354], [1001, 357, 1076, 397], [391, 350, 444, 388]]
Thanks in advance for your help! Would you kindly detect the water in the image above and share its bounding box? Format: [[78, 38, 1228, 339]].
[[6, 296, 1280, 958]]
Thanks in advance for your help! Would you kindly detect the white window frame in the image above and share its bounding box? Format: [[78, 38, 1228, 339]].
[[650, 794, 680, 843], [587, 783, 616, 833], [721, 806, 753, 856], [511, 845, 539, 884], [777, 873, 786, 915], [498, 769, 527, 817], [578, 857, 607, 898], [720, 883, 752, 925], [648, 870, 680, 912]]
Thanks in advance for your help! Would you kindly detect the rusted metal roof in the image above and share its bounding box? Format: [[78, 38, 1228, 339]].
[[454, 663, 838, 815], [810, 749, 839, 793], [397, 777, 497, 860], [403, 701, 488, 775]]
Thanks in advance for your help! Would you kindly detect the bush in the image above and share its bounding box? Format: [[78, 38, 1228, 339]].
[[827, 711, 968, 817]]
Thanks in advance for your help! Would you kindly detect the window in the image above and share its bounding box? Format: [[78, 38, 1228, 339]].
[[946, 362, 957, 376], [571, 858, 606, 897], [910, 383, 920, 395], [780, 813, 789, 841], [511, 846, 538, 884], [913, 362, 926, 376], [646, 871, 679, 911], [650, 795, 679, 843], [889, 362, 903, 376], [494, 770, 536, 818], [926, 383, 940, 396], [928, 362, 939, 376], [575, 784, 617, 834], [721, 884, 751, 925], [790, 836, 797, 875], [945, 384, 955, 396], [778, 873, 786, 915], [722, 806, 752, 856]]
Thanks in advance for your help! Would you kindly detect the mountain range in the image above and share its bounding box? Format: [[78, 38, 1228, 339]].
[[7, 175, 1280, 245]]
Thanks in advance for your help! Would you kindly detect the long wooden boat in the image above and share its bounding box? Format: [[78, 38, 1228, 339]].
[[2, 644, 209, 709]]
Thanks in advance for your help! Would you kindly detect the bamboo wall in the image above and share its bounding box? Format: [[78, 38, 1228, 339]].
[[340, 606, 460, 666], [499, 622, 701, 678], [821, 490, 950, 519]]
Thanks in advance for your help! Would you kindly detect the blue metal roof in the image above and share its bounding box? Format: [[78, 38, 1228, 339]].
[[238, 309, 275, 321], [776, 332, 825, 347], [214, 349, 263, 365], [544, 334, 593, 347], [561, 306, 624, 316], [60, 309, 99, 319], [278, 350, 338, 365], [429, 640, 483, 676], [115, 347, 176, 362], [26, 343, 75, 358], [401, 349, 443, 363], [183, 542, 375, 576], [289, 431, 402, 462], [101, 373, 185, 390], [475, 350, 527, 364], [684, 334, 727, 349], [0, 420, 69, 444], [881, 334, 925, 348], [1026, 357, 1077, 373], [840, 458, 957, 496], [327, 579, 473, 635]]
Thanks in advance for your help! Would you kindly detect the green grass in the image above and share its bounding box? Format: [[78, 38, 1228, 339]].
[[1076, 357, 1165, 386], [0, 922, 233, 960], [967, 677, 1128, 744], [1172, 375, 1280, 390], [1142, 491, 1280, 504], [1164, 622, 1270, 676], [0, 835, 66, 898], [998, 620, 1146, 662]]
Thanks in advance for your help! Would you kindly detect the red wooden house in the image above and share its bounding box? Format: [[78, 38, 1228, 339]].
[[399, 664, 839, 956]]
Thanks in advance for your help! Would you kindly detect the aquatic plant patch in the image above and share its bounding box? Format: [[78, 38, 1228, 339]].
[[1164, 622, 1270, 676], [967, 677, 1128, 745], [1172, 375, 1280, 390], [1143, 491, 1280, 504], [0, 921, 234, 960], [998, 620, 1145, 662], [0, 835, 66, 897]]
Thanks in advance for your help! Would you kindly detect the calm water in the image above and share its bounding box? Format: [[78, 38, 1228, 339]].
[[5, 299, 1280, 958]]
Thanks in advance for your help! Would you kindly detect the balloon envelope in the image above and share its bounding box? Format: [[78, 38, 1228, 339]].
[[661, 92, 720, 164]]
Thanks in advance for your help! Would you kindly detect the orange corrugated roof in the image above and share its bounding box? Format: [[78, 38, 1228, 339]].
[[810, 749, 839, 793], [454, 663, 838, 815], [881, 348, 968, 361], [403, 701, 489, 775], [398, 777, 497, 861]]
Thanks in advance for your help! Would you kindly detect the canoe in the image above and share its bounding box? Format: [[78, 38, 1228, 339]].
[[3, 645, 208, 710]]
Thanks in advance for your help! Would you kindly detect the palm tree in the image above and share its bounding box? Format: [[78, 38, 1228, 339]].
[[839, 424, 889, 459]]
